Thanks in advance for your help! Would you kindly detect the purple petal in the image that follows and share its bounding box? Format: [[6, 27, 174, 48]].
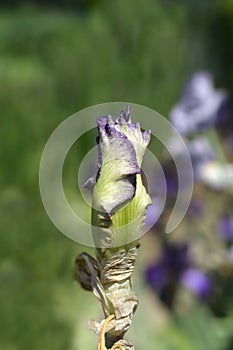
[[96, 106, 150, 171], [97, 116, 139, 172], [145, 262, 167, 290], [82, 176, 96, 191], [181, 268, 212, 299], [145, 243, 191, 300], [143, 130, 151, 144], [169, 71, 228, 134]]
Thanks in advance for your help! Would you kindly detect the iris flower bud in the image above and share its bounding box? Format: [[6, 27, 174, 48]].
[[75, 106, 151, 350], [92, 105, 152, 249]]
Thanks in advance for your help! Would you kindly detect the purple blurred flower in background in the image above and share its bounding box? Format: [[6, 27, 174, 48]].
[[168, 133, 233, 193], [216, 97, 233, 131], [145, 136, 215, 226], [169, 71, 228, 135], [187, 136, 216, 181], [145, 242, 212, 308], [144, 160, 179, 230], [168, 70, 233, 189], [166, 135, 216, 183], [145, 242, 189, 307], [145, 70, 233, 316], [181, 268, 212, 300], [169, 69, 233, 161], [217, 215, 233, 242]]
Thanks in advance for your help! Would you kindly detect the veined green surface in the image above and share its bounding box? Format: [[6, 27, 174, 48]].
[[92, 161, 151, 248], [111, 174, 151, 247]]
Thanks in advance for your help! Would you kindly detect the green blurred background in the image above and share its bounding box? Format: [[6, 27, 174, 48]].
[[1, 0, 233, 349]]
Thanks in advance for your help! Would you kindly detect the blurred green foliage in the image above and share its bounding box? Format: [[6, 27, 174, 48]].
[[0, 0, 233, 349]]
